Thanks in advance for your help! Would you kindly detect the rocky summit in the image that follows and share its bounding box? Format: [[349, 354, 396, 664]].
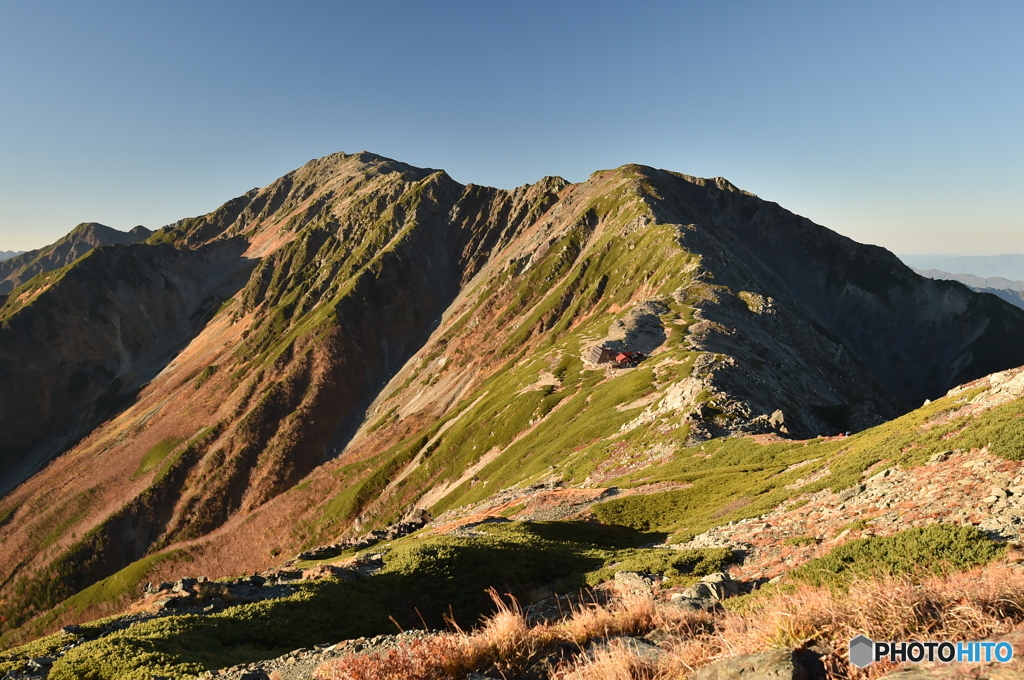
[[2, 151, 1024, 680]]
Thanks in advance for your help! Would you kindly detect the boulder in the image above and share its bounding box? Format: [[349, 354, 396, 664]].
[[613, 571, 656, 596], [680, 572, 740, 601], [668, 593, 720, 612], [680, 582, 717, 600], [836, 484, 865, 503], [691, 649, 820, 680], [172, 577, 197, 594], [700, 572, 742, 598]]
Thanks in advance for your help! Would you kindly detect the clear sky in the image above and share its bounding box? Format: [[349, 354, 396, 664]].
[[1, 1, 1021, 255]]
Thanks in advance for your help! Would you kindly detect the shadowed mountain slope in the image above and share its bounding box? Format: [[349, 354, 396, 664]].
[[0, 237, 251, 496], [0, 223, 152, 295], [2, 153, 1024, 645]]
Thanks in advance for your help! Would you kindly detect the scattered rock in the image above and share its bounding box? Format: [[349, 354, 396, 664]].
[[836, 484, 865, 503], [297, 510, 432, 561], [699, 572, 742, 599], [679, 572, 740, 601], [238, 672, 270, 680]]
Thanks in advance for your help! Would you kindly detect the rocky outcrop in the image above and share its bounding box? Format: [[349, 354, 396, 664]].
[[295, 509, 431, 561], [643, 169, 1024, 435]]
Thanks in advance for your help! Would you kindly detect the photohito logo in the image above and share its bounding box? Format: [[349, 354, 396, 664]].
[[849, 635, 1014, 668]]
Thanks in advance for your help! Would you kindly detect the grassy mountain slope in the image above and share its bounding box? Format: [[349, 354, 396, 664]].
[[2, 152, 1024, 652], [4, 361, 1024, 679]]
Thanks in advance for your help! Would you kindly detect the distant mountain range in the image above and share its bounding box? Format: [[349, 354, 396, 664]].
[[900, 254, 1024, 281], [913, 268, 1024, 311], [0, 250, 24, 261]]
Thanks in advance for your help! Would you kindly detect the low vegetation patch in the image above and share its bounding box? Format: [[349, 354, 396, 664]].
[[782, 536, 817, 547], [132, 439, 184, 479], [193, 365, 217, 390], [789, 524, 1006, 589], [589, 387, 1007, 542], [30, 521, 732, 679]]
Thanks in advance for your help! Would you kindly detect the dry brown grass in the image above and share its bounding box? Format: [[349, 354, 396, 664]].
[[317, 560, 1024, 680], [558, 638, 660, 680], [563, 561, 1024, 679], [315, 589, 701, 680]]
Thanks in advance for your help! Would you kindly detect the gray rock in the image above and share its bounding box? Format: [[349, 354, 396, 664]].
[[613, 570, 656, 595], [238, 672, 270, 680], [668, 594, 719, 612], [691, 649, 810, 680], [604, 636, 663, 662], [172, 578, 197, 594], [836, 484, 865, 503], [699, 572, 741, 598], [153, 596, 177, 610], [680, 582, 717, 600]]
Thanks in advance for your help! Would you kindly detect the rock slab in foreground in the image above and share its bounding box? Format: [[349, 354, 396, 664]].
[[692, 648, 825, 680]]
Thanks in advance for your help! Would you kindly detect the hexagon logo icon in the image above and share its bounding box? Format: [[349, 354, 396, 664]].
[[849, 635, 875, 668]]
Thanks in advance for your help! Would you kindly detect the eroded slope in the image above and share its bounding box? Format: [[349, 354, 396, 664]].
[[3, 153, 1024, 649]]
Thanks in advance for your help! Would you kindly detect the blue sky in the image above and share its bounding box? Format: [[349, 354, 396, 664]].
[[1, 1, 1021, 254]]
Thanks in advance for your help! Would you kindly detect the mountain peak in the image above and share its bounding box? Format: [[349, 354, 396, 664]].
[[4, 152, 1024, 663], [0, 222, 152, 294]]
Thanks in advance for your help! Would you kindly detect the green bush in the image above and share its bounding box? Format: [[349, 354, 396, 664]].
[[790, 524, 1005, 589], [783, 536, 817, 547], [193, 365, 217, 390], [132, 439, 184, 479]]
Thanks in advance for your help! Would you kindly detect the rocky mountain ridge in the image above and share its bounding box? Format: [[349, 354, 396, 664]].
[[0, 222, 151, 295], [2, 151, 1024, 672]]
